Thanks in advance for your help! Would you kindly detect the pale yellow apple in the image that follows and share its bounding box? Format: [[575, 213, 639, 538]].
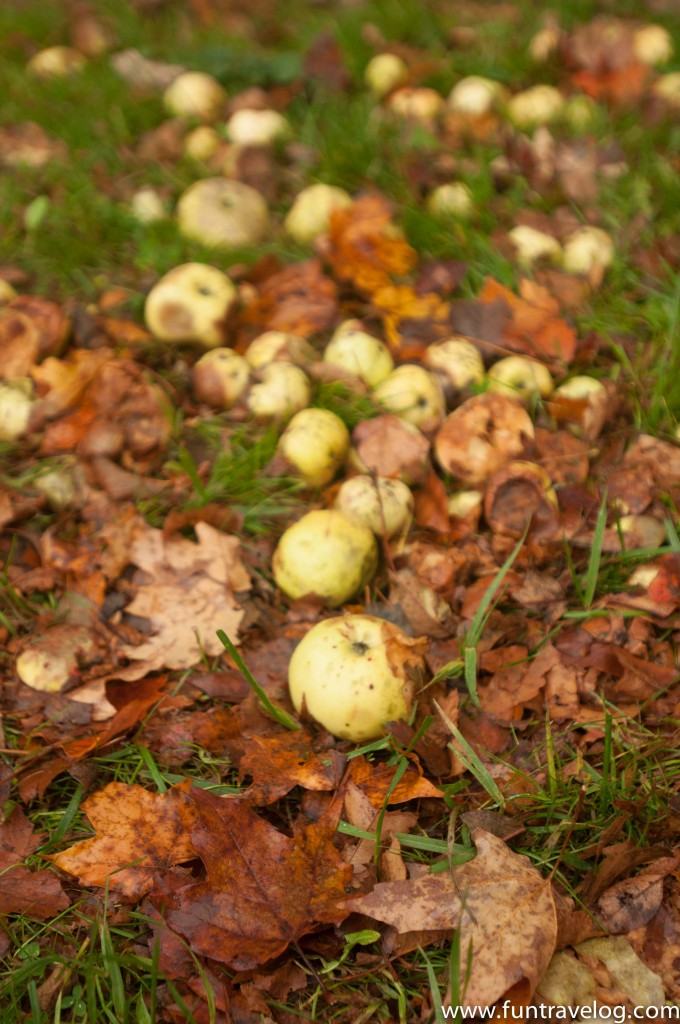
[[653, 72, 680, 106], [509, 225, 562, 266], [144, 263, 236, 348], [288, 614, 426, 741], [364, 53, 409, 98], [227, 108, 289, 146], [324, 327, 394, 387], [447, 76, 507, 116], [278, 408, 350, 488], [163, 71, 227, 121], [284, 184, 352, 245], [273, 510, 378, 607], [424, 338, 485, 390], [0, 280, 17, 304], [387, 87, 444, 124], [335, 475, 413, 538], [246, 363, 311, 420], [0, 380, 34, 441], [130, 188, 166, 224], [426, 183, 474, 219], [562, 227, 614, 275], [183, 125, 221, 161], [245, 331, 316, 368], [27, 46, 86, 78], [373, 365, 445, 432], [487, 356, 554, 402], [507, 84, 564, 127], [633, 25, 673, 65], [177, 178, 269, 248]]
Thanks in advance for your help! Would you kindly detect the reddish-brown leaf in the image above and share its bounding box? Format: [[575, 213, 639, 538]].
[[0, 807, 69, 919], [240, 731, 344, 805], [165, 788, 352, 969]]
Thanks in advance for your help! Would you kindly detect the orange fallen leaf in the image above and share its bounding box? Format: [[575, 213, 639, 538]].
[[480, 277, 577, 364], [348, 755, 443, 806], [50, 781, 198, 899], [165, 788, 352, 969], [240, 731, 345, 805], [326, 195, 418, 295], [348, 828, 558, 1009]]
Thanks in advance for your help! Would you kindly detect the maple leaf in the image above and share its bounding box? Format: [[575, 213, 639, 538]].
[[326, 195, 418, 295], [117, 518, 250, 677], [165, 788, 352, 970], [50, 781, 198, 899], [0, 807, 70, 920], [348, 829, 558, 1009], [348, 755, 443, 806], [480, 277, 577, 364]]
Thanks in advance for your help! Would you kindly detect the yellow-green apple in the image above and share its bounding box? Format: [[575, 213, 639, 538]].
[[284, 184, 352, 245], [226, 108, 289, 146], [487, 356, 554, 402], [424, 337, 485, 392], [426, 183, 474, 219], [509, 225, 562, 266], [278, 408, 350, 488], [335, 475, 413, 538], [246, 363, 311, 420], [364, 53, 409, 97], [323, 325, 394, 387], [447, 75, 507, 116], [163, 71, 227, 121], [507, 84, 564, 127], [373, 364, 445, 432], [561, 227, 614, 275], [27, 46, 86, 78], [144, 263, 236, 348]]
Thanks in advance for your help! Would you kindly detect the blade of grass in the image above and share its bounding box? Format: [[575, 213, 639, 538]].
[[216, 630, 300, 730], [434, 701, 505, 807]]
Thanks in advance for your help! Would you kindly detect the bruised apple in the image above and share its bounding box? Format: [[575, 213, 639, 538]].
[[288, 614, 427, 742], [273, 509, 377, 607], [144, 263, 236, 348], [192, 349, 250, 408]]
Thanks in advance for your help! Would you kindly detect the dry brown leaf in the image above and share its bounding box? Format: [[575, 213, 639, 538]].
[[0, 807, 70, 919], [118, 519, 250, 676], [348, 828, 558, 1008], [326, 195, 418, 295], [240, 731, 344, 805], [50, 781, 198, 899], [164, 788, 352, 969]]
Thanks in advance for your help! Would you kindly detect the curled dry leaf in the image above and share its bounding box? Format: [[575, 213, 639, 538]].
[[484, 460, 561, 541], [347, 828, 558, 1009], [50, 782, 198, 899], [353, 414, 431, 485], [434, 393, 534, 486]]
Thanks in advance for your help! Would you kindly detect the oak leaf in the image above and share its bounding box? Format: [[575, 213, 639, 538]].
[[50, 781, 198, 899], [348, 828, 558, 1008], [165, 788, 352, 969]]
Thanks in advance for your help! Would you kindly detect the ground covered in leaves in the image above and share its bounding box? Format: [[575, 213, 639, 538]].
[[2, 0, 680, 1021]]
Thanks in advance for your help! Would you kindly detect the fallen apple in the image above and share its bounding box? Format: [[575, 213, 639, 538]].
[[324, 325, 394, 387], [335, 475, 414, 539], [633, 24, 673, 65], [192, 348, 250, 408], [227, 108, 289, 146], [27, 46, 86, 78], [387, 87, 444, 124], [273, 509, 378, 607], [246, 362, 311, 420], [364, 53, 409, 98], [130, 187, 166, 224], [144, 263, 236, 348], [447, 75, 507, 116], [278, 407, 350, 488], [284, 184, 352, 245], [528, 25, 562, 62], [424, 337, 485, 392], [549, 375, 608, 441], [561, 227, 614, 275], [0, 280, 17, 304], [426, 183, 474, 219], [653, 72, 680, 106], [163, 71, 227, 121], [507, 84, 564, 127], [177, 178, 269, 248], [508, 225, 562, 266], [373, 365, 445, 432], [183, 125, 221, 161], [245, 331, 316, 369], [0, 380, 34, 441], [288, 613, 427, 742], [487, 356, 554, 402]]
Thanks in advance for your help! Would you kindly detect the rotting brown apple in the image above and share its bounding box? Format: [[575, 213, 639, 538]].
[[273, 509, 378, 607], [434, 392, 535, 485], [192, 348, 250, 409], [351, 415, 431, 486], [484, 460, 560, 541], [144, 263, 236, 348], [278, 407, 350, 488], [549, 375, 608, 442], [177, 178, 269, 248], [288, 613, 427, 742], [163, 71, 227, 121], [283, 184, 353, 245]]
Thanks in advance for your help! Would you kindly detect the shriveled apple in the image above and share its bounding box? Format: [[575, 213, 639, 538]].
[[144, 263, 236, 348], [273, 509, 378, 607], [484, 461, 559, 541], [284, 184, 352, 245], [549, 376, 608, 442], [192, 349, 250, 408], [177, 178, 269, 248], [278, 408, 350, 488], [335, 475, 413, 539], [324, 325, 394, 387], [246, 363, 311, 420], [163, 71, 227, 121], [288, 614, 427, 742], [373, 365, 445, 432], [352, 415, 431, 486], [434, 393, 534, 485]]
